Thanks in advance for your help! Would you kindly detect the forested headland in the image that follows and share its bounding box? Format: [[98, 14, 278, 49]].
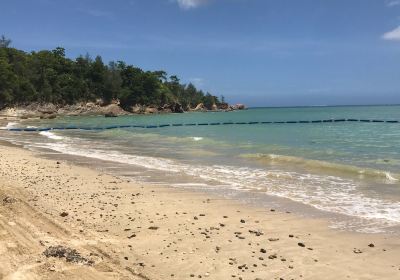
[[0, 36, 233, 114]]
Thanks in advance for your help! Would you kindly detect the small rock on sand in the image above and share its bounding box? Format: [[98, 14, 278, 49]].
[[60, 212, 69, 217]]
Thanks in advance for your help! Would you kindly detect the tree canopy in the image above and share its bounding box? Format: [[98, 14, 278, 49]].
[[0, 36, 221, 111]]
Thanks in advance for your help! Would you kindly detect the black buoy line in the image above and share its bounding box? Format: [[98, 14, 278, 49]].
[[3, 118, 399, 132]]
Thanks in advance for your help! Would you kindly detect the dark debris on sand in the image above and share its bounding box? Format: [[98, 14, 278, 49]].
[[43, 245, 94, 265], [2, 196, 17, 204]]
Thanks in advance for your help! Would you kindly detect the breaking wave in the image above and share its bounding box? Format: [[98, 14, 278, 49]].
[[241, 153, 399, 183], [31, 139, 400, 233]]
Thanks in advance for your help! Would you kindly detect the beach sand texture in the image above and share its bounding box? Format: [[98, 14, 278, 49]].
[[0, 144, 400, 279]]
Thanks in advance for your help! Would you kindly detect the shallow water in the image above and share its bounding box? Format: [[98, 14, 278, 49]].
[[2, 105, 400, 233]]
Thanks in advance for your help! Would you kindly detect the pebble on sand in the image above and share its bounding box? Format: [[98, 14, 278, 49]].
[[60, 212, 69, 217]]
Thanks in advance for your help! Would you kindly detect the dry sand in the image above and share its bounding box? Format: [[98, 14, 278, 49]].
[[0, 143, 400, 279]]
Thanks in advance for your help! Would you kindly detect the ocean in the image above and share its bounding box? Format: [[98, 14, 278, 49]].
[[2, 105, 400, 233]]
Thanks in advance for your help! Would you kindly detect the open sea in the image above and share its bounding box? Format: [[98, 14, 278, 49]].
[[2, 105, 400, 233]]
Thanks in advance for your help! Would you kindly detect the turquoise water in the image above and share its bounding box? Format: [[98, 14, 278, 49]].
[[2, 105, 400, 233]]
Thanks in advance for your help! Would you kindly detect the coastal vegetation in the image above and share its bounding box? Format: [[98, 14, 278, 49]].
[[0, 36, 224, 112]]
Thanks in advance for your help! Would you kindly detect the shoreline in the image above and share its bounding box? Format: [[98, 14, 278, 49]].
[[1, 142, 400, 279], [0, 102, 246, 121]]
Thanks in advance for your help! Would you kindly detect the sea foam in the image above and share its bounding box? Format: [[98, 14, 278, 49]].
[[191, 137, 204, 141], [0, 122, 19, 129], [39, 131, 64, 140]]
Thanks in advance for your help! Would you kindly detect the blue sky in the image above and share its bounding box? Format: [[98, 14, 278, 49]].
[[1, 0, 400, 106]]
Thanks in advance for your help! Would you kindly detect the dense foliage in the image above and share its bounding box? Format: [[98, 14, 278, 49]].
[[0, 36, 221, 110]]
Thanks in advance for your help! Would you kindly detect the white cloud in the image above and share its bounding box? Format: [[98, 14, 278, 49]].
[[386, 0, 400, 7], [175, 0, 208, 10], [382, 26, 400, 41], [189, 77, 205, 87]]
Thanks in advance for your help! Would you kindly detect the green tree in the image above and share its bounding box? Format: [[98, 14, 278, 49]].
[[0, 38, 222, 111], [203, 93, 216, 110], [89, 55, 106, 100], [0, 57, 16, 107], [0, 35, 11, 48]]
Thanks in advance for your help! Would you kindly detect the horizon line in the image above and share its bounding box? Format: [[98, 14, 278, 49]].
[[248, 104, 400, 109]]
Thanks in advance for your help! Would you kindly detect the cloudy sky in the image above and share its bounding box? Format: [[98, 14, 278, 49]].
[[1, 0, 400, 106]]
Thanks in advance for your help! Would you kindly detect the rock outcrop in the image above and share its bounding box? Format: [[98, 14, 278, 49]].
[[171, 102, 184, 113], [40, 113, 57, 119], [0, 100, 246, 119], [192, 103, 207, 112], [158, 104, 173, 113], [234, 104, 246, 110], [102, 104, 128, 117], [158, 103, 184, 113], [130, 105, 145, 114], [145, 107, 158, 114], [189, 102, 246, 112], [218, 103, 229, 110], [37, 103, 57, 114]]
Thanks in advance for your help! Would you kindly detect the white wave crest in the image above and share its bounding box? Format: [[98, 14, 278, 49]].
[[39, 131, 64, 140], [384, 172, 398, 182], [0, 122, 19, 129], [190, 137, 203, 141]]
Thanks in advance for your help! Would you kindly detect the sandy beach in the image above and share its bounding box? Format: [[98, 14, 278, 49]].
[[0, 142, 400, 279], [2, 0, 399, 278]]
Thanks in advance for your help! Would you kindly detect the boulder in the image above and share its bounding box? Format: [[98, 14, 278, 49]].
[[105, 112, 118, 117], [40, 113, 57, 119], [95, 99, 104, 106], [158, 103, 184, 113], [102, 104, 126, 117], [111, 99, 120, 105], [85, 102, 96, 108], [171, 102, 184, 113], [218, 103, 229, 110], [96, 98, 120, 106], [158, 104, 173, 113], [193, 103, 206, 112], [211, 103, 218, 111], [234, 104, 246, 110], [38, 103, 57, 114], [145, 107, 158, 114], [21, 112, 40, 119], [130, 105, 145, 114]]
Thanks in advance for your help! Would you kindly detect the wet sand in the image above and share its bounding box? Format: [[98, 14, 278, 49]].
[[0, 144, 400, 279]]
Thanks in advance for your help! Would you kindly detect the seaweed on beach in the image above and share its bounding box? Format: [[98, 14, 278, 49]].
[[2, 196, 17, 204], [43, 245, 94, 265]]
